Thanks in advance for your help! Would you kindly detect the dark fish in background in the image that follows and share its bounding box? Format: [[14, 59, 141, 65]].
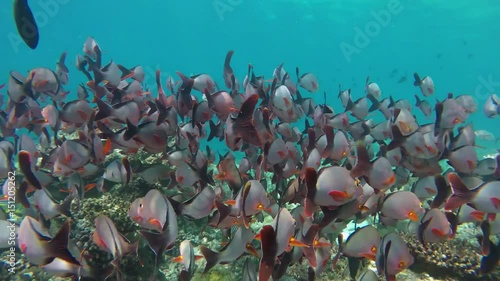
[[13, 0, 39, 49], [477, 236, 500, 275]]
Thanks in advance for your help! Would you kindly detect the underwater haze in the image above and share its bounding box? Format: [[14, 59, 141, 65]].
[[2, 0, 500, 127], [2, 0, 500, 281]]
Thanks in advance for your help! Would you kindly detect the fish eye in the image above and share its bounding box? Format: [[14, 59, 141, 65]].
[[371, 246, 377, 253], [399, 261, 406, 268], [139, 203, 143, 208]]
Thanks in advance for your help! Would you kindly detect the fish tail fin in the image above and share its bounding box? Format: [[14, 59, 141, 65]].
[[16, 181, 30, 208], [56, 194, 74, 219], [434, 102, 444, 133], [305, 128, 316, 154], [414, 94, 421, 105], [47, 220, 80, 265], [167, 171, 177, 189], [199, 245, 219, 273], [168, 197, 183, 216], [177, 71, 194, 86], [96, 122, 115, 139], [444, 173, 475, 210], [477, 236, 500, 275], [367, 94, 380, 112], [481, 220, 491, 256], [117, 64, 132, 80], [301, 119, 312, 135], [93, 68, 105, 85], [234, 94, 261, 147], [18, 150, 42, 190], [321, 125, 335, 158], [304, 168, 318, 218], [214, 201, 232, 226], [387, 124, 404, 150], [123, 118, 139, 141], [203, 88, 213, 106], [139, 230, 167, 257], [413, 72, 422, 86], [126, 239, 140, 258], [155, 99, 168, 126], [208, 120, 218, 142], [224, 50, 234, 70], [494, 155, 500, 178], [417, 217, 432, 246], [94, 97, 113, 121], [431, 175, 451, 208], [344, 96, 354, 112], [350, 141, 371, 178]]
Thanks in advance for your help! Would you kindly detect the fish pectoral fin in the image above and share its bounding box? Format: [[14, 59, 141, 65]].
[[359, 253, 376, 261], [431, 228, 448, 237], [490, 197, 500, 210], [289, 238, 308, 247], [424, 187, 437, 195], [172, 255, 183, 263], [224, 200, 236, 206], [328, 190, 349, 201], [148, 218, 163, 230], [84, 183, 96, 192], [470, 210, 486, 221]]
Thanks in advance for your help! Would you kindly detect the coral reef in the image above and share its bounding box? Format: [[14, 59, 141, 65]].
[[402, 231, 500, 281]]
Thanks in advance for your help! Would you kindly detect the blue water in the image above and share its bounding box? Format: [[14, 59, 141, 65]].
[[1, 0, 499, 140]]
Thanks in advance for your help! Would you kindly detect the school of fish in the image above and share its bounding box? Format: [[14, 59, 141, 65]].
[[1, 36, 500, 281]]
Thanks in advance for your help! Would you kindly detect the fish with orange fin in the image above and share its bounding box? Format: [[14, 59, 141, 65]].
[[445, 173, 500, 213], [236, 180, 272, 228], [132, 193, 178, 280], [214, 154, 243, 193], [128, 189, 171, 232], [18, 216, 79, 266], [92, 214, 139, 280], [376, 232, 414, 281], [342, 225, 380, 261], [225, 94, 262, 150], [173, 240, 199, 281], [18, 150, 42, 190], [256, 208, 308, 263], [296, 67, 319, 93], [418, 208, 454, 246], [33, 188, 73, 220], [351, 141, 396, 192], [199, 226, 256, 273], [304, 166, 359, 218], [380, 191, 424, 222]]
